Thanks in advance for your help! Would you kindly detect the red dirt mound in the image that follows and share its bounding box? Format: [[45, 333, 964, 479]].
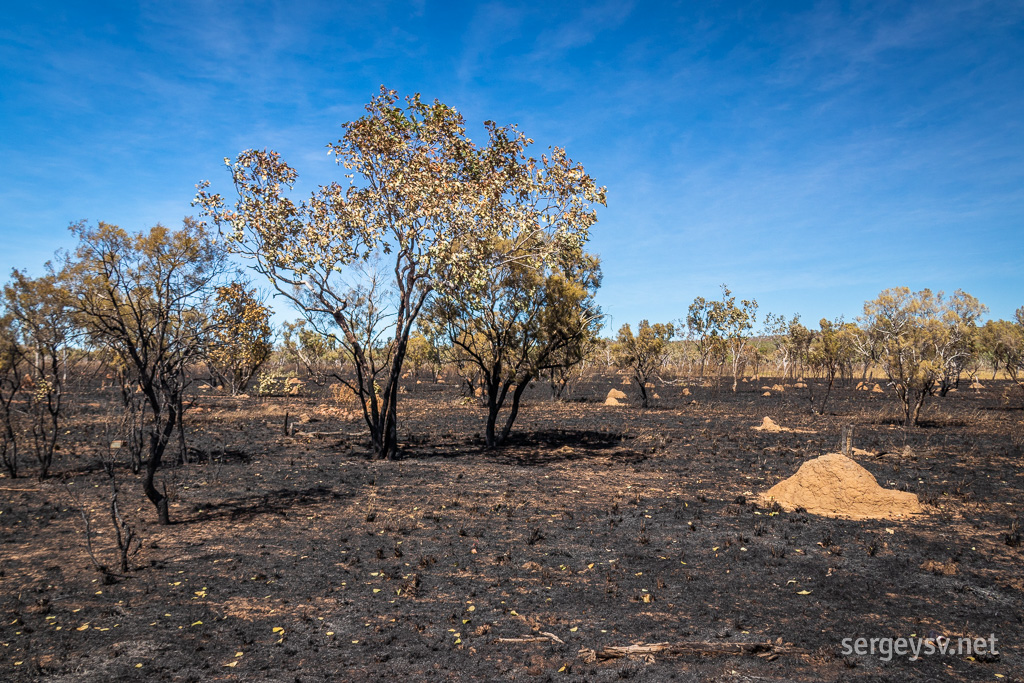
[[751, 417, 813, 433], [752, 416, 783, 432], [758, 453, 923, 520]]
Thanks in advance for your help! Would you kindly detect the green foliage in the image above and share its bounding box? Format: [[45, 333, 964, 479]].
[[256, 371, 281, 397], [979, 309, 1024, 401], [934, 291, 987, 395], [686, 296, 721, 377], [423, 249, 602, 447], [404, 330, 441, 380], [686, 285, 756, 390], [280, 319, 348, 378], [1, 269, 77, 478], [795, 318, 858, 414], [208, 282, 274, 394], [613, 320, 674, 407], [860, 287, 987, 426]]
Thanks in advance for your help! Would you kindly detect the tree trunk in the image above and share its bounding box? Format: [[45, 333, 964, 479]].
[[911, 390, 927, 427], [485, 391, 500, 450], [143, 406, 176, 525], [498, 381, 530, 446], [817, 372, 835, 415], [636, 377, 649, 408], [367, 409, 398, 461], [1, 430, 16, 479]]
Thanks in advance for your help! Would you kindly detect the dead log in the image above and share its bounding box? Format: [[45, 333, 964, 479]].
[[497, 631, 565, 645], [579, 639, 806, 663]]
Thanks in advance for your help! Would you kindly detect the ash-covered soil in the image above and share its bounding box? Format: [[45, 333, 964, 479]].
[[1, 376, 1022, 681]]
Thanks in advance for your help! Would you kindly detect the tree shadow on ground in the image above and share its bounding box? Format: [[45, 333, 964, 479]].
[[396, 428, 643, 466], [187, 485, 346, 522]]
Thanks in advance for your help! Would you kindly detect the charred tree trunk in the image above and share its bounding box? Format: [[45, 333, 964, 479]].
[[142, 402, 177, 525], [497, 381, 530, 447]]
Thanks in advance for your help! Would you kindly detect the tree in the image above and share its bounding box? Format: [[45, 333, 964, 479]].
[[424, 250, 601, 448], [859, 287, 984, 426], [686, 296, 718, 378], [207, 282, 274, 395], [687, 285, 756, 390], [758, 312, 792, 379], [984, 308, 1024, 402], [612, 321, 674, 408], [785, 319, 814, 380], [978, 319, 1013, 379], [934, 291, 987, 396], [716, 285, 758, 392], [543, 313, 602, 402], [196, 87, 605, 460], [0, 313, 24, 478], [803, 318, 857, 414], [62, 220, 231, 524], [404, 329, 441, 381], [2, 269, 77, 478]]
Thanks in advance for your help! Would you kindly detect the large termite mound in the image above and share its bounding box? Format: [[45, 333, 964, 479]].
[[758, 453, 923, 520], [605, 388, 627, 405]]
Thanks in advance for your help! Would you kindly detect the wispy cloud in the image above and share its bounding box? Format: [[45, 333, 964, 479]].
[[1, 0, 1021, 324]]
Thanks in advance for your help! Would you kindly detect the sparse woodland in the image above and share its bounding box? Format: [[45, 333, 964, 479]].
[[2, 90, 1023, 681]]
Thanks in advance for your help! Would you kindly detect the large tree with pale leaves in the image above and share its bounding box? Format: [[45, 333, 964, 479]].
[[196, 87, 605, 460]]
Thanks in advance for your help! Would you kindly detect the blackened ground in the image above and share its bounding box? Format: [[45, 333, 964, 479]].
[[1, 375, 1022, 682]]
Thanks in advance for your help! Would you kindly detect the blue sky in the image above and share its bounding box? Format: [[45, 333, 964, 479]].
[[2, 0, 1022, 331]]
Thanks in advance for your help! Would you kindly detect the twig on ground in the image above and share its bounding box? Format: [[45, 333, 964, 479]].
[[575, 639, 807, 664], [497, 631, 566, 645]]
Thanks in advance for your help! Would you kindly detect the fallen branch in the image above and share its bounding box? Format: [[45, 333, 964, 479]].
[[578, 639, 806, 663], [498, 631, 565, 645], [294, 430, 350, 439]]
